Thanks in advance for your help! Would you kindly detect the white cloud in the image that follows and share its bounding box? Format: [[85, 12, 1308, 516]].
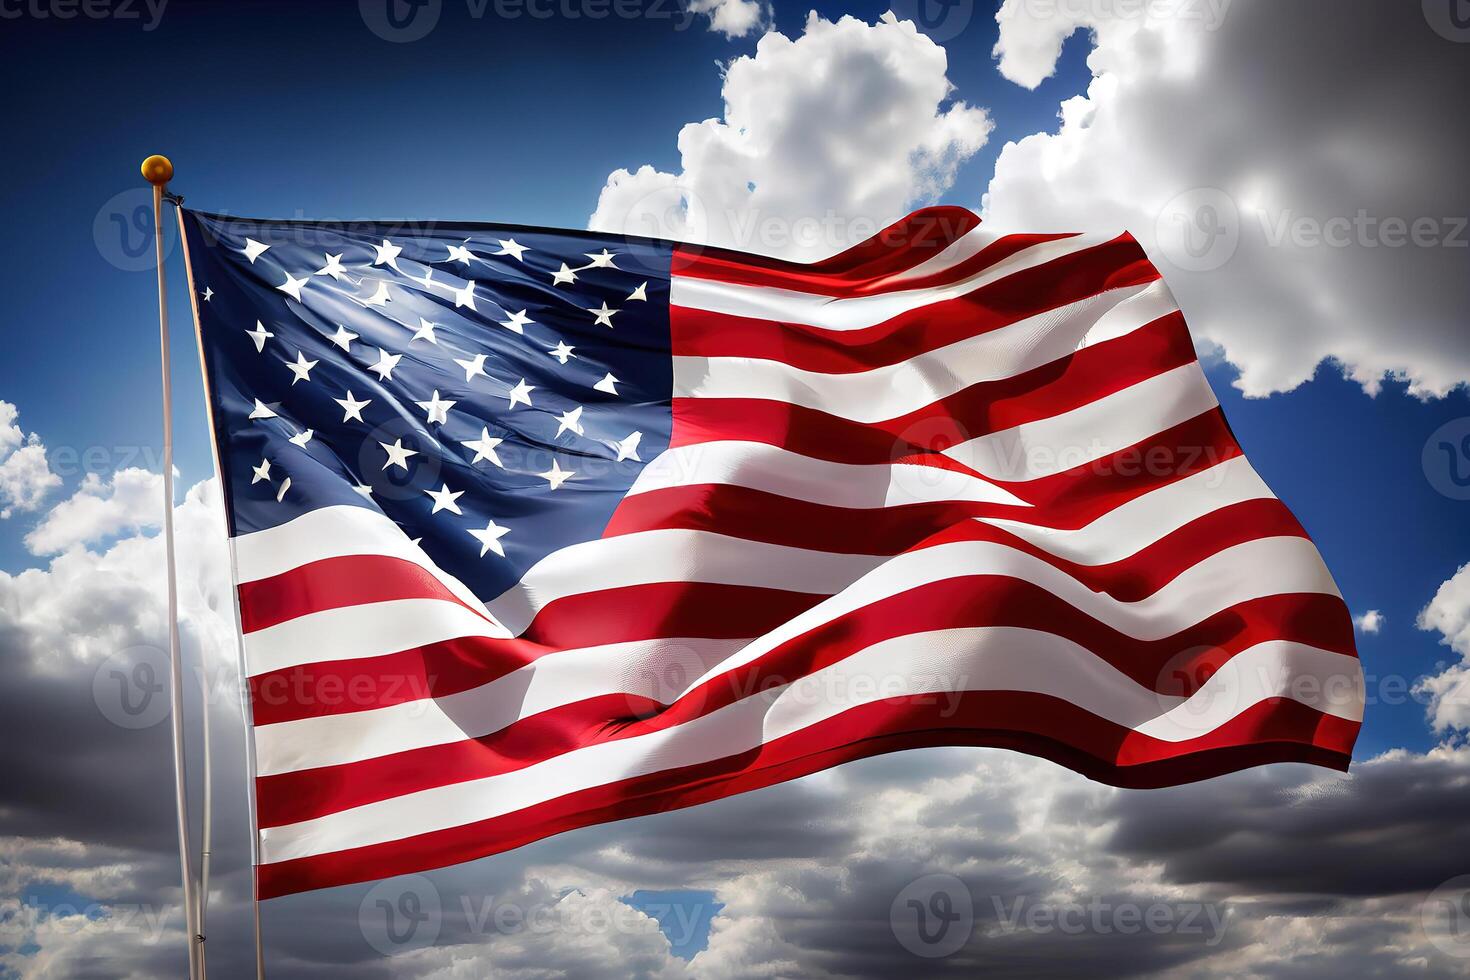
[[1416, 562, 1470, 734], [0, 400, 60, 519], [24, 468, 164, 556], [983, 0, 1470, 397], [1355, 610, 1385, 634], [687, 0, 768, 38], [590, 12, 992, 260]]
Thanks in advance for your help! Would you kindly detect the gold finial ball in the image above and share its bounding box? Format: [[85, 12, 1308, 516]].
[[141, 155, 174, 186]]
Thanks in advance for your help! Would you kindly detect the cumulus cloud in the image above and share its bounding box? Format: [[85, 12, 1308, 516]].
[[589, 12, 992, 260], [686, 0, 768, 38], [1355, 610, 1384, 634], [23, 468, 164, 556], [983, 0, 1470, 397], [1415, 562, 1470, 735], [0, 400, 61, 519]]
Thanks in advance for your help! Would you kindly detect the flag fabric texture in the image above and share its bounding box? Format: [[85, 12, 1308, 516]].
[[179, 207, 1365, 899]]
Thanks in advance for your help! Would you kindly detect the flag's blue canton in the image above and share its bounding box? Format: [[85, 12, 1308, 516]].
[[183, 211, 674, 601]]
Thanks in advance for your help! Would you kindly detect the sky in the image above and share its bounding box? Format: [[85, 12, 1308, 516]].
[[0, 0, 1468, 977]]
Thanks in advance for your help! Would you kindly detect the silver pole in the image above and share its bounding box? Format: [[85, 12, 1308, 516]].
[[144, 156, 203, 980]]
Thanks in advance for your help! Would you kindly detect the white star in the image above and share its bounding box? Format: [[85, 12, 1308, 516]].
[[539, 458, 575, 490], [240, 238, 269, 263], [584, 249, 617, 268], [201, 286, 214, 302], [416, 266, 435, 289], [277, 270, 309, 302], [500, 309, 533, 334], [454, 353, 490, 383], [507, 378, 535, 409], [379, 438, 418, 471], [555, 405, 585, 438], [246, 321, 273, 352], [362, 280, 392, 307], [353, 483, 374, 499], [368, 349, 402, 382], [251, 458, 272, 484], [461, 428, 504, 467], [551, 263, 578, 286], [588, 301, 619, 327], [627, 282, 648, 302], [412, 317, 439, 344], [425, 482, 464, 515], [548, 340, 576, 364], [288, 428, 314, 448], [468, 518, 511, 557], [315, 253, 347, 280], [593, 373, 620, 395], [286, 350, 319, 385], [249, 398, 276, 419], [276, 476, 292, 503], [494, 239, 528, 261], [613, 431, 643, 462], [335, 391, 371, 423], [446, 242, 476, 264], [453, 280, 477, 310], [373, 238, 403, 271], [328, 325, 358, 351], [417, 390, 456, 425]]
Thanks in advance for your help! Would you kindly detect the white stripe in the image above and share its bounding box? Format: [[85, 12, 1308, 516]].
[[677, 533, 1339, 698], [670, 235, 1104, 331], [488, 529, 887, 636], [234, 504, 498, 623], [628, 441, 1027, 508], [1079, 278, 1179, 349], [258, 628, 1359, 864], [672, 283, 1162, 423], [256, 532, 1337, 772], [255, 637, 750, 776], [945, 361, 1220, 481]]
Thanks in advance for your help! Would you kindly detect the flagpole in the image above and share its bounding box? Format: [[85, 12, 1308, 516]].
[[143, 154, 204, 980], [171, 184, 269, 980]]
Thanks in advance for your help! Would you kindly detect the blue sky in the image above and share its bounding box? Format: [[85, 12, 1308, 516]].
[[1, 3, 1468, 975]]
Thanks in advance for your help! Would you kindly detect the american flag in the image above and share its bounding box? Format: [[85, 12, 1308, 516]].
[[179, 206, 1365, 899]]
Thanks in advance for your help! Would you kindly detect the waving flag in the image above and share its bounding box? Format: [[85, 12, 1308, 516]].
[[179, 207, 1365, 899]]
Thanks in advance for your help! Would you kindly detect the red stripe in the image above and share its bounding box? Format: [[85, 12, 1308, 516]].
[[669, 311, 1197, 461], [238, 554, 484, 634], [258, 693, 1356, 898], [671, 236, 1159, 370], [670, 207, 986, 294], [255, 586, 1351, 829]]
